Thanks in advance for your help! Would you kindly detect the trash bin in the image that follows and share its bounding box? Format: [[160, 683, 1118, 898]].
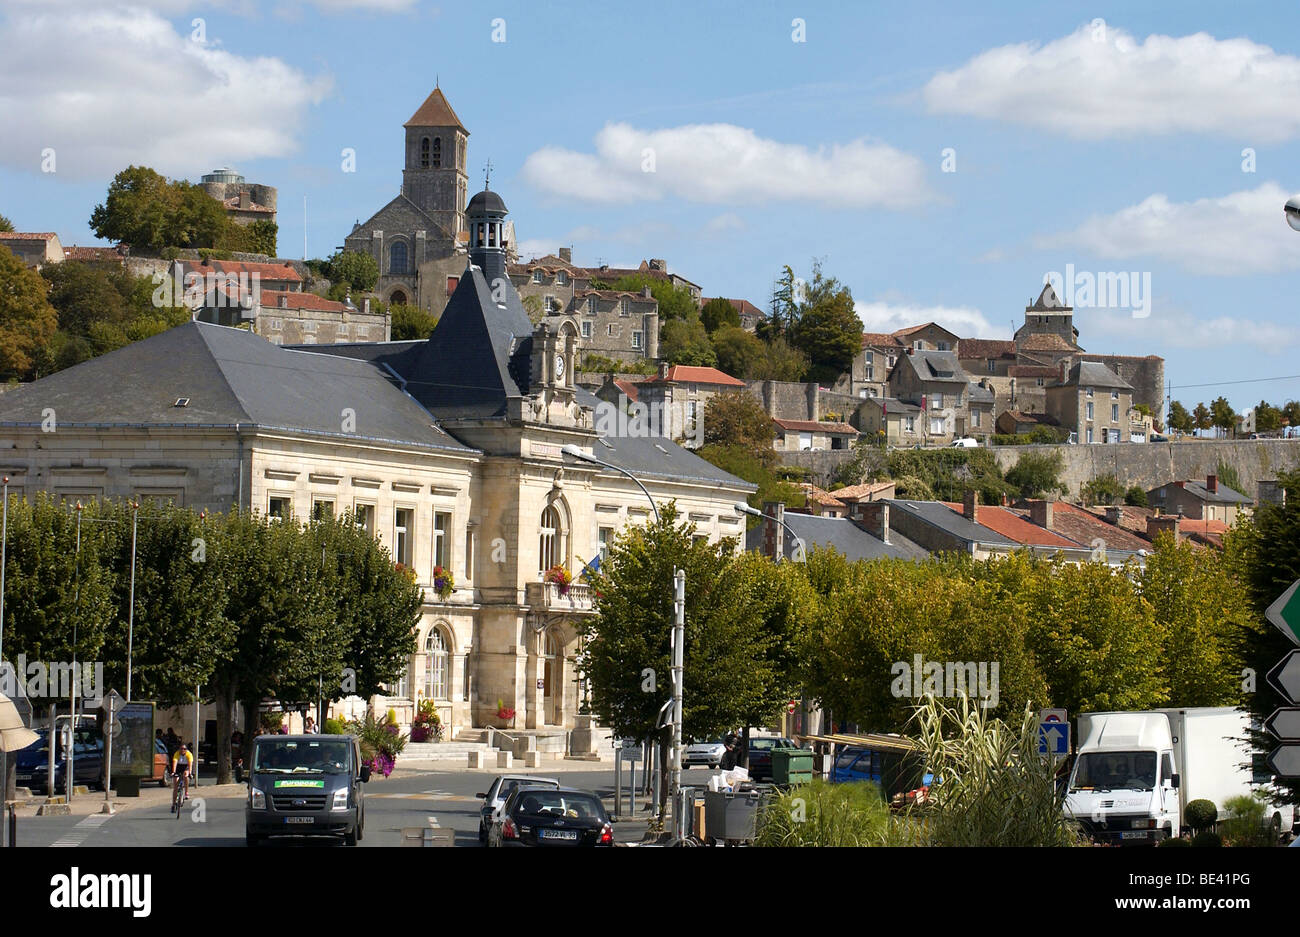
[[771, 748, 813, 786], [704, 789, 761, 843]]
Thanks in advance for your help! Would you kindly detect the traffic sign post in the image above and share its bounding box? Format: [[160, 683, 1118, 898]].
[[1265, 707, 1300, 740], [1267, 745, 1300, 778], [1038, 709, 1069, 757], [1267, 652, 1300, 777], [1266, 579, 1300, 646], [1267, 651, 1300, 705]]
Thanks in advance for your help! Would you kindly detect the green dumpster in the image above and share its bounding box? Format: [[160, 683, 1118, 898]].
[[771, 748, 813, 786]]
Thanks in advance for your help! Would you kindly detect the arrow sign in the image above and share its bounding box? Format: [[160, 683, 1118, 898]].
[[1265, 708, 1300, 740], [1267, 651, 1300, 704], [1267, 744, 1300, 778], [1266, 579, 1300, 646], [1038, 724, 1069, 755]]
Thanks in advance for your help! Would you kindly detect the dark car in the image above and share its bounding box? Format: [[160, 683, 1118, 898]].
[[476, 774, 561, 844], [244, 734, 369, 846], [15, 727, 105, 794], [744, 737, 798, 781], [487, 785, 614, 847]]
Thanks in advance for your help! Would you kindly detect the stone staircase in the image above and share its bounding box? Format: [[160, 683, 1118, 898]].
[[398, 740, 493, 763]]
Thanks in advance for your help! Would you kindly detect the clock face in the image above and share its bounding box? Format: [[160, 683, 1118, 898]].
[[554, 354, 566, 380]]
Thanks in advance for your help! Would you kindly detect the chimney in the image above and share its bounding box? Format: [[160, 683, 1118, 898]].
[[762, 501, 785, 560], [657, 360, 670, 380], [1028, 499, 1054, 530], [1206, 474, 1218, 494], [857, 500, 890, 544], [642, 286, 652, 299], [1147, 515, 1181, 542], [1175, 480, 1186, 489], [558, 246, 572, 263], [962, 488, 979, 523], [1105, 505, 1124, 527], [363, 298, 370, 315], [239, 188, 251, 209]]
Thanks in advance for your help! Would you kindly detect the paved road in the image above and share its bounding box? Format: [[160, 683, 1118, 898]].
[[10, 765, 662, 848]]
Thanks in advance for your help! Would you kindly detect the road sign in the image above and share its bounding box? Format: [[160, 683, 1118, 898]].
[[1266, 579, 1300, 646], [1267, 651, 1300, 704], [620, 737, 640, 750], [786, 700, 797, 715], [1267, 744, 1300, 778], [1038, 723, 1069, 756], [1040, 709, 1067, 724], [1265, 708, 1300, 740]]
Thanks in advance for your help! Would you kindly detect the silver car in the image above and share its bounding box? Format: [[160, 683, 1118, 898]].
[[682, 739, 726, 770], [477, 774, 560, 843]]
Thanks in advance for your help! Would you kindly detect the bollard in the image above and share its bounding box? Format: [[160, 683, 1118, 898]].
[[8, 803, 15, 847]]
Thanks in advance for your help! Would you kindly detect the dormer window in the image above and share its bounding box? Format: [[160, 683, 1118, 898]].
[[620, 298, 630, 316], [587, 296, 597, 315], [557, 271, 568, 286], [533, 270, 543, 283]]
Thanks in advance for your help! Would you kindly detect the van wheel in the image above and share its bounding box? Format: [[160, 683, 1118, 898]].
[[356, 814, 364, 842], [246, 832, 262, 847], [344, 827, 358, 847]]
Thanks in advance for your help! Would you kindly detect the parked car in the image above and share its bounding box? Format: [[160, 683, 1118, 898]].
[[244, 734, 369, 847], [949, 437, 979, 448], [682, 738, 726, 770], [475, 774, 560, 843], [744, 736, 800, 781], [1150, 433, 1170, 442], [14, 727, 105, 794], [487, 785, 614, 847]]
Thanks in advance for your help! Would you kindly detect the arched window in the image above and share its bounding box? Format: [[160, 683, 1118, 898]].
[[389, 240, 408, 275], [431, 137, 442, 168], [539, 504, 566, 572], [425, 627, 450, 700], [420, 137, 430, 168]]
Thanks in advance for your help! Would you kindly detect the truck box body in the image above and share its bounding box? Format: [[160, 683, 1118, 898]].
[[1065, 707, 1294, 845]]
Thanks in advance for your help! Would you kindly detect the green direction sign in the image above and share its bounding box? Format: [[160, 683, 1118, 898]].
[[1266, 579, 1300, 646]]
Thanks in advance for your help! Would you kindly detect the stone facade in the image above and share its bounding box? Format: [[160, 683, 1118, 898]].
[[199, 168, 278, 226], [0, 232, 64, 267], [1046, 362, 1135, 444]]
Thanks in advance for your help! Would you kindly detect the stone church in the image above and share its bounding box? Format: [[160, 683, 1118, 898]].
[[342, 87, 516, 317], [0, 185, 751, 744]]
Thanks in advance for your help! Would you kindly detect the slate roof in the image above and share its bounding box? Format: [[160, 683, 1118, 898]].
[[968, 382, 995, 403], [865, 396, 921, 415], [1060, 361, 1132, 391], [382, 262, 536, 419], [888, 499, 1018, 547], [404, 87, 468, 131], [745, 512, 926, 562], [1154, 479, 1251, 505], [0, 321, 474, 453], [1028, 282, 1071, 311], [899, 349, 968, 384]]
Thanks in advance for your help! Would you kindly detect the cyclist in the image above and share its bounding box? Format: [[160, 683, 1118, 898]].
[[171, 742, 195, 807]]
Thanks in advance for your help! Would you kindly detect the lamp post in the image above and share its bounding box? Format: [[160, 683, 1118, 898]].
[[560, 444, 685, 839], [126, 501, 138, 702], [733, 502, 807, 563], [1, 476, 8, 815]]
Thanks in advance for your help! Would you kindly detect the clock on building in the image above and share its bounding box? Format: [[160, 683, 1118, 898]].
[[554, 354, 566, 381]]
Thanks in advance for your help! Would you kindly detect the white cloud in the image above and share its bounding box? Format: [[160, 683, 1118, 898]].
[[704, 212, 746, 233], [7, 0, 417, 12], [521, 123, 934, 209], [1086, 306, 1293, 354], [0, 7, 330, 179], [855, 301, 1006, 339], [1033, 182, 1300, 275], [515, 238, 562, 261], [924, 25, 1300, 140]]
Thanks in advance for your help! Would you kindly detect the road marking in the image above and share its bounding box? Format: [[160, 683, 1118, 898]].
[[368, 790, 470, 800], [50, 813, 114, 847]]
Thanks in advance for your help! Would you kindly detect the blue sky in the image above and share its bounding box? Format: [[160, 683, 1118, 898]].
[[2, 0, 1298, 412]]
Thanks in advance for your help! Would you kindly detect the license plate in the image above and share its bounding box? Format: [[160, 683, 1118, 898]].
[[540, 829, 578, 841], [284, 817, 315, 824], [1121, 831, 1148, 839]]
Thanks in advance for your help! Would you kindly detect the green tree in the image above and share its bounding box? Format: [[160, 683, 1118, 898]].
[[90, 167, 229, 251], [1210, 396, 1236, 438], [711, 325, 767, 379], [753, 334, 808, 382], [1254, 400, 1283, 433], [390, 303, 438, 341], [1124, 486, 1148, 507], [326, 250, 379, 293], [1005, 450, 1067, 498], [1283, 400, 1300, 432], [1167, 400, 1193, 434], [701, 391, 773, 458], [609, 273, 697, 323], [700, 297, 741, 333], [696, 445, 805, 518], [0, 247, 59, 380], [659, 316, 717, 367], [0, 214, 13, 232], [581, 504, 806, 814], [788, 261, 862, 383], [758, 265, 798, 341], [1081, 473, 1126, 506], [1192, 402, 1212, 433]]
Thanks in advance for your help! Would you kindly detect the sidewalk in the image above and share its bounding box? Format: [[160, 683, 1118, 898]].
[[8, 776, 247, 817]]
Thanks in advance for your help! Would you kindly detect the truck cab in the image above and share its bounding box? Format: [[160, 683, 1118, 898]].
[[1064, 712, 1179, 844], [244, 734, 369, 847]]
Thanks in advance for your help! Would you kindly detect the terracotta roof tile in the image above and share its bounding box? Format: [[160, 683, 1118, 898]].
[[861, 332, 904, 347], [1019, 333, 1077, 352], [0, 232, 58, 240], [644, 365, 744, 387], [773, 418, 859, 434], [830, 480, 895, 501], [1025, 502, 1153, 553], [612, 379, 641, 402], [259, 290, 355, 314], [404, 87, 467, 131], [800, 483, 847, 508], [941, 503, 1079, 549], [959, 339, 1015, 359]]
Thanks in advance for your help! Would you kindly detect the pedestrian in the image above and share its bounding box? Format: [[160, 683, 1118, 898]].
[[304, 716, 316, 734], [720, 734, 741, 771]]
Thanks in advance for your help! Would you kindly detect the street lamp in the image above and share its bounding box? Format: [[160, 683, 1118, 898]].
[[1286, 195, 1300, 232], [733, 502, 807, 563], [559, 444, 685, 840]]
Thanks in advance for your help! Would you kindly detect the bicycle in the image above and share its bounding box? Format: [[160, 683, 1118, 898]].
[[172, 768, 190, 818]]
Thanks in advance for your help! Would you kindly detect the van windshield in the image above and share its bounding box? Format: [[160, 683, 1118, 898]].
[[253, 739, 352, 775], [1070, 751, 1157, 791]]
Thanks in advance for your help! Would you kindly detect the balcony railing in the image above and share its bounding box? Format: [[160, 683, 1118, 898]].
[[525, 580, 594, 613]]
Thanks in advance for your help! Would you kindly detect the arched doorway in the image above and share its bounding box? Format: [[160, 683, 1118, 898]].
[[389, 289, 408, 306], [542, 628, 563, 726]]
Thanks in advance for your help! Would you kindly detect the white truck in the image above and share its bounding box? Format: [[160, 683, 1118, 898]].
[[1064, 707, 1295, 845]]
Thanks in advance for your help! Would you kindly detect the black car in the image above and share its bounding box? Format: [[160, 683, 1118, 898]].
[[744, 737, 799, 781], [14, 727, 105, 794], [487, 785, 614, 847]]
